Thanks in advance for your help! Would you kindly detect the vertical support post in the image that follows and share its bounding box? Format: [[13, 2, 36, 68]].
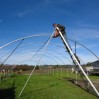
[[66, 67, 68, 78], [56, 27, 99, 97], [75, 42, 76, 55], [75, 71, 78, 84]]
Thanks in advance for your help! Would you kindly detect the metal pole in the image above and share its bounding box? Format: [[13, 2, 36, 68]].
[[56, 27, 99, 97], [18, 32, 53, 97], [0, 34, 49, 50], [75, 42, 76, 55]]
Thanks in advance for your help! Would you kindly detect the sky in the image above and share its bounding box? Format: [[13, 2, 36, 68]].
[[0, 0, 99, 65]]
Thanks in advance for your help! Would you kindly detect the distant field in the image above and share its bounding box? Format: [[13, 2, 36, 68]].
[[0, 68, 99, 99]]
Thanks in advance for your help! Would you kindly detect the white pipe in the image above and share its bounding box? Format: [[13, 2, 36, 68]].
[[0, 34, 49, 50], [18, 32, 54, 97], [56, 27, 99, 97]]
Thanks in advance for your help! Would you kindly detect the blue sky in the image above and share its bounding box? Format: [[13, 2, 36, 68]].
[[0, 0, 99, 65]]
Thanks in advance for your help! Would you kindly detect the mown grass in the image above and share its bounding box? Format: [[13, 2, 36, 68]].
[[0, 70, 99, 99]]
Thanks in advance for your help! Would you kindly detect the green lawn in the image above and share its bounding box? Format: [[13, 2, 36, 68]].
[[0, 70, 99, 99]]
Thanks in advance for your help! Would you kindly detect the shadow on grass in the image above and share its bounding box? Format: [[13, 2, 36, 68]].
[[66, 77, 99, 99], [91, 73, 99, 76], [0, 81, 16, 99]]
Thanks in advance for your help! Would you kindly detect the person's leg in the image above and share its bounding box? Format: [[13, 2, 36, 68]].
[[53, 29, 60, 38]]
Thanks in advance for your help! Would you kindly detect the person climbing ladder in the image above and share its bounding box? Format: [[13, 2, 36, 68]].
[[53, 23, 75, 62], [52, 23, 99, 97], [53, 23, 71, 52]]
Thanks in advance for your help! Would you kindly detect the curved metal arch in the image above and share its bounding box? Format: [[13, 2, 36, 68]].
[[18, 42, 71, 63], [0, 49, 70, 71], [1, 39, 96, 67], [1, 44, 71, 70], [0, 33, 98, 62], [0, 34, 50, 50], [0, 42, 65, 60], [9, 51, 68, 65], [11, 56, 58, 70], [5, 50, 71, 70], [0, 42, 72, 64], [68, 39, 99, 60], [14, 54, 60, 65], [9, 52, 66, 71], [20, 42, 65, 49], [3, 55, 58, 76], [18, 42, 90, 64]]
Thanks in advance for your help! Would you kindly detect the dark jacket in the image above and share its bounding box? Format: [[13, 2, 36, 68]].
[[57, 24, 66, 35]]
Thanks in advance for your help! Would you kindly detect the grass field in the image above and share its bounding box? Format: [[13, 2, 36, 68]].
[[0, 69, 99, 99]]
